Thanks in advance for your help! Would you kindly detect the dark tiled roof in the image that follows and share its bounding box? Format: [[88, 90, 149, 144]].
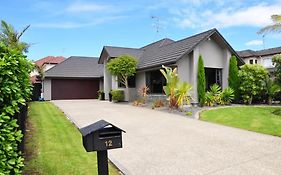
[[104, 46, 143, 59], [45, 56, 103, 78], [238, 47, 281, 58], [99, 28, 242, 69]]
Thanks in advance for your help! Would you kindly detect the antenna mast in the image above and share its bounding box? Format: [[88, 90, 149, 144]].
[[151, 16, 162, 40]]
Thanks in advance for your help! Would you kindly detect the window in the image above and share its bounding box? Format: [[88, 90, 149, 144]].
[[255, 60, 258, 64], [118, 76, 136, 88], [249, 59, 253, 64], [146, 70, 166, 94]]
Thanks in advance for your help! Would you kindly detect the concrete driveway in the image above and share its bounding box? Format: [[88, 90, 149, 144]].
[[53, 100, 281, 175]]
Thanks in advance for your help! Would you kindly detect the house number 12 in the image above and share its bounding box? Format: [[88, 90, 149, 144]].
[[105, 140, 113, 147]]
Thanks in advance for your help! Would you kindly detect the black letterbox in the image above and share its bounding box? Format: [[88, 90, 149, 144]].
[[79, 120, 125, 152]]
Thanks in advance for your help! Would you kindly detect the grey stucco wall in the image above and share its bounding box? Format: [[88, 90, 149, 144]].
[[43, 78, 51, 100], [136, 71, 146, 91], [104, 59, 112, 100]]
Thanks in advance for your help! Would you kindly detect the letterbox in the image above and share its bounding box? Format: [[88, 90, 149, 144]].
[[79, 120, 125, 152]]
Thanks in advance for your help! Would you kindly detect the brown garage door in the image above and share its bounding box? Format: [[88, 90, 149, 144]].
[[51, 79, 99, 100]]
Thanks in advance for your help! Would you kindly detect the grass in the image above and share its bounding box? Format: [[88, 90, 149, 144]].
[[200, 106, 281, 137], [24, 102, 119, 175]]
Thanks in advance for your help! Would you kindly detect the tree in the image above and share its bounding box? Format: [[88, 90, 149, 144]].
[[265, 78, 280, 105], [107, 54, 138, 88], [197, 55, 206, 106], [238, 64, 268, 104], [0, 20, 30, 53], [272, 54, 281, 85], [228, 56, 240, 102], [258, 14, 281, 34]]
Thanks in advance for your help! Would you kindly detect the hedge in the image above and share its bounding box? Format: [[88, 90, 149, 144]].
[[0, 43, 33, 174], [197, 55, 206, 106]]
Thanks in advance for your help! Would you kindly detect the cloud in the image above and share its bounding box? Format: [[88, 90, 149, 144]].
[[33, 16, 125, 29], [172, 1, 281, 29], [245, 40, 263, 46], [65, 2, 110, 13]]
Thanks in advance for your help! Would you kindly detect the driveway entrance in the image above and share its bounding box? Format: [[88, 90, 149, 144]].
[[53, 100, 281, 175]]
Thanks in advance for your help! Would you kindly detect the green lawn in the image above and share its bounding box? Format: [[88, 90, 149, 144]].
[[200, 106, 281, 137], [24, 102, 119, 175]]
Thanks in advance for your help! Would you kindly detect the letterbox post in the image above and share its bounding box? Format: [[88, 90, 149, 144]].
[[79, 120, 125, 175], [97, 150, 109, 175]]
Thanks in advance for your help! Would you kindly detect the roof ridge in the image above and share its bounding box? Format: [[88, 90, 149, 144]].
[[158, 28, 217, 48], [140, 38, 173, 49], [104, 45, 140, 50]]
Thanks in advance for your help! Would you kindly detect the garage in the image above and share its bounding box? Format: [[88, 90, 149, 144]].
[[43, 56, 103, 100], [51, 79, 99, 100]]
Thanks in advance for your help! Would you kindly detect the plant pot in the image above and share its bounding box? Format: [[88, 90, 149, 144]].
[[109, 93, 112, 102]]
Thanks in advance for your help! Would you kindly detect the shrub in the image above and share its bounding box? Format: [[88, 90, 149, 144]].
[[238, 64, 268, 104], [265, 78, 281, 105], [220, 87, 234, 105], [111, 90, 124, 102], [185, 111, 193, 116], [98, 90, 105, 100], [0, 43, 33, 174], [209, 84, 222, 104], [160, 65, 192, 109], [228, 56, 240, 102], [132, 99, 145, 106], [197, 55, 206, 106], [152, 99, 165, 109], [138, 86, 149, 103], [205, 92, 215, 106], [272, 54, 281, 85]]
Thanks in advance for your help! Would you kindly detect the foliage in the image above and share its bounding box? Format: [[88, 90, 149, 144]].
[[24, 102, 119, 174], [138, 86, 149, 103], [0, 20, 30, 53], [258, 14, 281, 34], [272, 54, 281, 85], [272, 109, 281, 116], [0, 43, 33, 174], [185, 111, 192, 116], [197, 55, 206, 106], [34, 64, 45, 81], [205, 85, 234, 106], [238, 64, 268, 104], [107, 55, 138, 88], [265, 78, 281, 105], [111, 90, 124, 102], [200, 106, 281, 137], [160, 65, 192, 109], [205, 92, 215, 106], [220, 87, 235, 105], [132, 99, 145, 106], [97, 90, 105, 100], [228, 56, 240, 102], [152, 99, 165, 109]]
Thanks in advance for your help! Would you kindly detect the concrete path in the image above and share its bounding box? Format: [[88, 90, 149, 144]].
[[53, 100, 281, 175]]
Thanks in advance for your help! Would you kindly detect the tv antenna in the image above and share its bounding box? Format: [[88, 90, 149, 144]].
[[262, 34, 266, 49], [151, 15, 164, 40]]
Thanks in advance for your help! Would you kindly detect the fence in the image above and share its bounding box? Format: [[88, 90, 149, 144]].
[[12, 105, 28, 152]]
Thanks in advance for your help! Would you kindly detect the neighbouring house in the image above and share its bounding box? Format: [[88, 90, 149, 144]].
[[98, 28, 244, 102], [43, 56, 103, 100], [30, 56, 65, 100], [237, 46, 281, 75]]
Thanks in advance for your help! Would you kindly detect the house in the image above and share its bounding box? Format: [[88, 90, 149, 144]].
[[30, 56, 65, 82], [43, 56, 103, 100], [30, 56, 65, 100], [98, 28, 244, 102], [237, 46, 281, 74]]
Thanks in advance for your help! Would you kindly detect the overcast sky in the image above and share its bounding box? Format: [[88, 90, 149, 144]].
[[1, 0, 281, 60]]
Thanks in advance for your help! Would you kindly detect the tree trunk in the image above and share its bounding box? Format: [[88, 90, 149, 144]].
[[268, 96, 272, 105]]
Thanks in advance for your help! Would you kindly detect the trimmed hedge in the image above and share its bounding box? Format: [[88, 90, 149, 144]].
[[111, 90, 124, 102], [197, 55, 206, 106], [0, 43, 33, 174], [228, 56, 240, 102]]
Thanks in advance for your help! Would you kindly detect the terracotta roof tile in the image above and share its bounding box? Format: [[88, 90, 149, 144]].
[[35, 56, 65, 67]]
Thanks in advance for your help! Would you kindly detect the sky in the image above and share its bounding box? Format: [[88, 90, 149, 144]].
[[1, 0, 281, 61]]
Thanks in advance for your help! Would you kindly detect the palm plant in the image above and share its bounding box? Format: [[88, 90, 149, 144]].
[[209, 84, 222, 104], [160, 65, 192, 109], [34, 64, 45, 81], [258, 14, 281, 34], [0, 20, 30, 53], [220, 87, 234, 105]]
